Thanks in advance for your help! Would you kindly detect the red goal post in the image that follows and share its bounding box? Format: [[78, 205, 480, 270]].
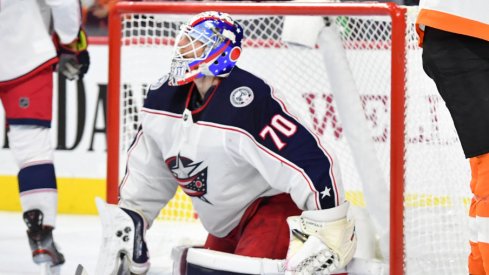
[[107, 2, 470, 275]]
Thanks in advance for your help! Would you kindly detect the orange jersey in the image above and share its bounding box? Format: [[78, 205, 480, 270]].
[[416, 0, 489, 45]]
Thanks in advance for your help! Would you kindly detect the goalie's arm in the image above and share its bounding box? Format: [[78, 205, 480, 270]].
[[119, 124, 179, 226], [238, 84, 356, 273], [95, 123, 176, 275], [240, 85, 344, 211]]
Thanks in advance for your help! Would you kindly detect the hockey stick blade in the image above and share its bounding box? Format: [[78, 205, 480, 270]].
[[75, 264, 90, 275]]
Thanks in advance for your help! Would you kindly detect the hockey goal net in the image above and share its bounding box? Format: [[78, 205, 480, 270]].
[[107, 2, 471, 274]]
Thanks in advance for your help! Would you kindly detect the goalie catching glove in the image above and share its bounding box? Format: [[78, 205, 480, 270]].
[[95, 198, 150, 275], [53, 29, 90, 80], [285, 202, 356, 274]]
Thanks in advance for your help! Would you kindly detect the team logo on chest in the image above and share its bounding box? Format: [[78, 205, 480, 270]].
[[230, 86, 254, 107], [165, 154, 211, 204], [150, 74, 169, 90]]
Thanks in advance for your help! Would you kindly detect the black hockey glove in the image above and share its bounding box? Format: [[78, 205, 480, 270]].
[[54, 29, 90, 80]]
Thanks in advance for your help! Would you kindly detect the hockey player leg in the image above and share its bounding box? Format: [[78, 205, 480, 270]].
[[9, 126, 63, 274], [471, 154, 489, 274], [95, 198, 150, 275], [284, 202, 357, 274]]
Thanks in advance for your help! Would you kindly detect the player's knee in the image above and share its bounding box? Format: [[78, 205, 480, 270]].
[[8, 125, 54, 167], [8, 125, 57, 216]]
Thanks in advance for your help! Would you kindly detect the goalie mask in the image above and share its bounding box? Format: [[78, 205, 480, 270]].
[[168, 11, 244, 86]]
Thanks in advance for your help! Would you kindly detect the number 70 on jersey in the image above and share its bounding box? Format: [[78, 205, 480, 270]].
[[259, 115, 298, 150]]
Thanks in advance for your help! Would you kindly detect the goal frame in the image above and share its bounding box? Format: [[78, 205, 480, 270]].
[[106, 2, 407, 274]]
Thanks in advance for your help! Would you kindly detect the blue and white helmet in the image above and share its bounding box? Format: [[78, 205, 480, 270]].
[[168, 11, 244, 86]]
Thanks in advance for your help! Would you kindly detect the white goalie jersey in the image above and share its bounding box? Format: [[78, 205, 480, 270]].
[[119, 67, 345, 237]]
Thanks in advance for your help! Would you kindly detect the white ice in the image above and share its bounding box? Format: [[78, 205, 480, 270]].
[[0, 211, 207, 275]]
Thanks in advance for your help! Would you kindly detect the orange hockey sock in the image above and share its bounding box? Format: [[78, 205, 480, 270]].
[[469, 153, 489, 275]]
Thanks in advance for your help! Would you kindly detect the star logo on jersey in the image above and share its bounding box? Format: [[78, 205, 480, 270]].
[[165, 154, 211, 204]]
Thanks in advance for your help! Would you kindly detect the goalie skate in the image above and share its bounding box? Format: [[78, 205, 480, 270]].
[[95, 198, 149, 275], [23, 209, 64, 275]]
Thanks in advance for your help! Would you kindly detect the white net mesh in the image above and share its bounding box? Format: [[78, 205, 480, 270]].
[[114, 5, 471, 274]]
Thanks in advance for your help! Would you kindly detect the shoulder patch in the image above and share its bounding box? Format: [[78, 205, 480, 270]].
[[150, 74, 169, 90], [230, 86, 254, 108]]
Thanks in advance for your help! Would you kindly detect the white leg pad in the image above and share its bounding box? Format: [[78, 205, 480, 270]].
[[185, 248, 285, 274], [174, 246, 388, 275]]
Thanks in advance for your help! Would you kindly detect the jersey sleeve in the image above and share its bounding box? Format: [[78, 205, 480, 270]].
[[118, 125, 179, 226], [46, 0, 82, 43], [241, 86, 344, 211]]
